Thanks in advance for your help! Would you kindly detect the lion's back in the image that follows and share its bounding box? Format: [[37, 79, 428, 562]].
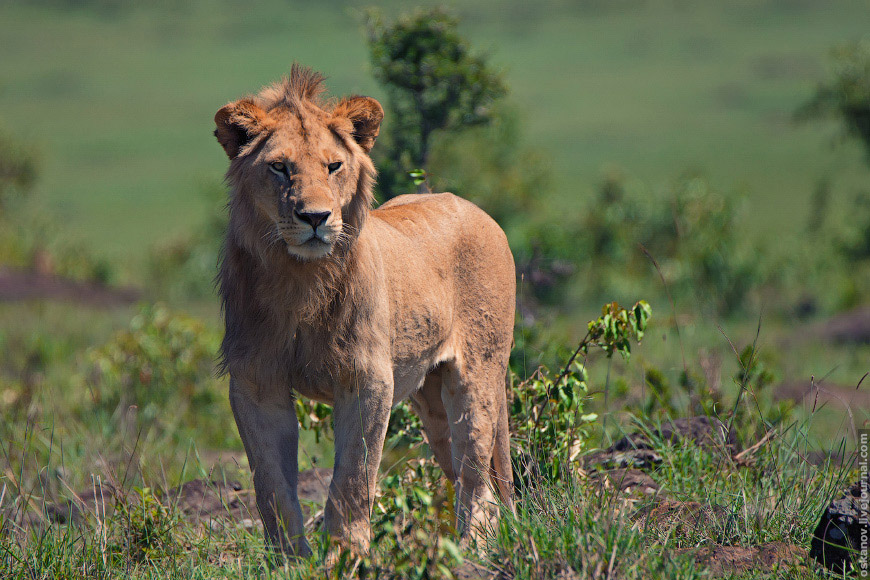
[[371, 192, 515, 358], [372, 193, 513, 283]]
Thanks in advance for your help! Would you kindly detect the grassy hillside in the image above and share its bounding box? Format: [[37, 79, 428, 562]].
[[0, 0, 868, 279]]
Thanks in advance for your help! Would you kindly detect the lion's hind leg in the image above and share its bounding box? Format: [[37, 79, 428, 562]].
[[441, 358, 507, 542], [410, 364, 456, 482]]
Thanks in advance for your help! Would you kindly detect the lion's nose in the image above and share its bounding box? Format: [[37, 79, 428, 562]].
[[295, 210, 331, 229]]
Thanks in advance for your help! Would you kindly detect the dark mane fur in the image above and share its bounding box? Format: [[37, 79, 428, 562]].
[[216, 67, 378, 390]]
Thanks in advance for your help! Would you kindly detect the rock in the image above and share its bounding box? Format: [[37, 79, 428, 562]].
[[584, 416, 737, 469], [587, 468, 659, 497], [809, 474, 870, 574]]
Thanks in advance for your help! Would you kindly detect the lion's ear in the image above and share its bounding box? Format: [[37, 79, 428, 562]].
[[214, 99, 268, 159], [332, 96, 384, 152]]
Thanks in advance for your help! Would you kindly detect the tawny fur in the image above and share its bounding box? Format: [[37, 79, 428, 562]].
[[215, 65, 515, 556]]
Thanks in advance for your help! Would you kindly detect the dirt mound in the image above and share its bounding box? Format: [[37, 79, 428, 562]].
[[3, 468, 333, 535], [0, 267, 139, 305], [675, 542, 805, 576]]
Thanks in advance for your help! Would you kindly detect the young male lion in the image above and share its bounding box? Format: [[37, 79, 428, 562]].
[[214, 65, 515, 556]]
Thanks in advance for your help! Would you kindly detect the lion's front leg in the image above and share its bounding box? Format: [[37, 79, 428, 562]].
[[324, 374, 393, 553], [229, 377, 310, 558]]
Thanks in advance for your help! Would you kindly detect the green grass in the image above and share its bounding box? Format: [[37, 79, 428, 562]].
[[0, 300, 864, 578], [0, 0, 868, 278], [1, 412, 856, 578]]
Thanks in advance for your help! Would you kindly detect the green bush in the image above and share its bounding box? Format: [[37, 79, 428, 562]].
[[798, 39, 870, 160], [80, 304, 233, 448], [512, 301, 650, 481]]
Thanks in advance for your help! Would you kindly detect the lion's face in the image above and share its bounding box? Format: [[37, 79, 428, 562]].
[[215, 70, 382, 261], [246, 116, 355, 261]]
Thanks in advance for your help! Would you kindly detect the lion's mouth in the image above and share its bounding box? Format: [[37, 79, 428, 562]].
[[278, 229, 334, 260]]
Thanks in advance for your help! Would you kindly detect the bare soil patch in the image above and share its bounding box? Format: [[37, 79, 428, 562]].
[[674, 542, 806, 577], [811, 304, 870, 344], [0, 267, 139, 306]]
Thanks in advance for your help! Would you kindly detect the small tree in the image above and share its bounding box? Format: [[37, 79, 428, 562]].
[[797, 40, 870, 161], [366, 8, 507, 198]]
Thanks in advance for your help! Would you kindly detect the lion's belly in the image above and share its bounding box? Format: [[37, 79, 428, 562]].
[[290, 375, 336, 404], [388, 298, 454, 404], [391, 343, 452, 405]]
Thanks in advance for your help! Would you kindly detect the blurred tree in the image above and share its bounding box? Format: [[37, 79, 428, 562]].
[[366, 7, 507, 198], [797, 41, 870, 308], [797, 40, 870, 161], [0, 128, 37, 210], [531, 170, 765, 317]]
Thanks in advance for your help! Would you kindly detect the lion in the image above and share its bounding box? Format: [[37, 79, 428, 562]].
[[214, 65, 515, 557]]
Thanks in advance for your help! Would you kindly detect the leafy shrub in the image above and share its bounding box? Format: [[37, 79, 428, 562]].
[[352, 457, 461, 580], [81, 304, 233, 447], [797, 39, 870, 160], [512, 301, 650, 482]]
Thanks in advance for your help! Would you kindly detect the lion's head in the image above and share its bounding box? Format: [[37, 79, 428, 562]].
[[215, 65, 383, 261]]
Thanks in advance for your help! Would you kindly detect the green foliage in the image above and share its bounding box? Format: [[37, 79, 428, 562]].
[[511, 364, 596, 481], [798, 40, 870, 160], [512, 301, 650, 480], [354, 457, 461, 580], [586, 300, 651, 360], [81, 303, 233, 447], [366, 7, 506, 198]]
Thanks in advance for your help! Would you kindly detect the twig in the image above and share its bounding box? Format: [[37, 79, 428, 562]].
[[530, 331, 591, 435], [639, 243, 686, 374], [733, 428, 777, 466]]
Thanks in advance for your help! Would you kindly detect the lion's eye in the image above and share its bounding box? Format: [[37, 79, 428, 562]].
[[269, 161, 286, 174], [327, 161, 342, 174]]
